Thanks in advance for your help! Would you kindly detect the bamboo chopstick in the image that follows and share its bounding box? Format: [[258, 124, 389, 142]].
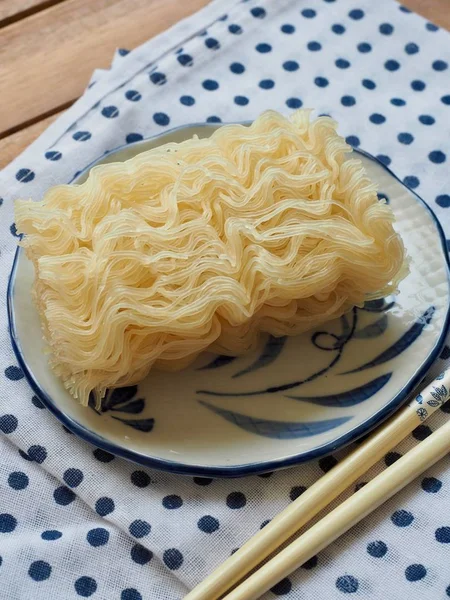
[[185, 368, 450, 600], [223, 417, 450, 600]]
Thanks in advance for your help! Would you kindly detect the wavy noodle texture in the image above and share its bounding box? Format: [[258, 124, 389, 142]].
[[15, 110, 407, 406]]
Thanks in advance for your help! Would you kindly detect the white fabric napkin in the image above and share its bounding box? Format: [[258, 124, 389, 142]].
[[1, 1, 450, 598]]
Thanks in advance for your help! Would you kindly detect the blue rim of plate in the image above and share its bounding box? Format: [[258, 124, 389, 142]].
[[7, 122, 450, 477]]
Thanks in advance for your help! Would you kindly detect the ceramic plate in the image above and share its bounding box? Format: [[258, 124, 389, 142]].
[[8, 123, 450, 477]]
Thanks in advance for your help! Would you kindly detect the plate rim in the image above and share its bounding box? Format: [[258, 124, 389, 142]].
[[7, 122, 450, 477]]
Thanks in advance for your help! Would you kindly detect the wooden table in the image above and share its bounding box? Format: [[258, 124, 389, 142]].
[[0, 0, 448, 169]]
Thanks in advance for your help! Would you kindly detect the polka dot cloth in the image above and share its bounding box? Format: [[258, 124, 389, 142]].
[[0, 0, 450, 598]]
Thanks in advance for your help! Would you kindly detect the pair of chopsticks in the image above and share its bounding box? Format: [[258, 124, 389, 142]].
[[185, 368, 450, 600]]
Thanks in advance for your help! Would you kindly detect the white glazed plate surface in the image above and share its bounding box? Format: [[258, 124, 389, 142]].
[[8, 124, 450, 477]]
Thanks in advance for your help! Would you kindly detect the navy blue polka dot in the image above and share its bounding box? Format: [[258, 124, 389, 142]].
[[45, 150, 62, 161], [341, 95, 356, 107], [398, 132, 414, 144], [433, 60, 448, 71], [357, 42, 372, 53], [27, 445, 47, 463], [319, 455, 338, 473], [426, 22, 439, 31], [149, 72, 166, 85], [290, 486, 306, 501], [281, 24, 295, 34], [205, 38, 220, 50], [377, 155, 391, 166], [302, 8, 316, 18], [95, 497, 115, 516], [230, 62, 245, 74], [202, 79, 219, 91], [198, 515, 220, 533], [283, 60, 299, 71], [346, 136, 360, 147], [379, 23, 394, 35], [75, 576, 97, 597], [101, 106, 119, 118], [429, 150, 446, 164], [163, 548, 183, 570], [413, 424, 432, 440], [260, 519, 270, 529], [302, 556, 318, 569], [336, 58, 350, 69], [162, 495, 183, 509], [16, 168, 35, 183], [177, 54, 193, 67], [118, 48, 129, 56], [234, 95, 249, 106], [332, 24, 345, 34], [286, 97, 302, 109], [405, 564, 427, 581], [403, 176, 420, 189], [73, 131, 91, 141], [385, 452, 402, 466], [362, 78, 376, 90], [391, 509, 414, 527], [63, 468, 84, 488], [259, 79, 275, 89], [206, 116, 222, 123], [87, 528, 109, 547], [418, 114, 435, 125], [436, 527, 450, 543], [377, 193, 389, 204], [271, 578, 292, 595], [367, 540, 388, 557], [0, 514, 17, 533], [370, 113, 386, 124], [251, 7, 266, 18], [180, 95, 195, 106], [0, 414, 18, 434], [391, 98, 406, 106], [41, 530, 62, 541], [399, 5, 412, 12], [385, 59, 400, 71], [125, 90, 141, 101], [307, 41, 321, 51], [129, 520, 151, 538], [228, 24, 242, 34], [28, 560, 51, 581], [121, 589, 142, 600], [126, 133, 143, 144], [405, 42, 419, 55], [227, 492, 247, 509], [8, 471, 28, 490], [314, 77, 329, 87], [54, 486, 75, 506], [5, 365, 24, 380], [131, 544, 153, 564], [436, 195, 450, 208], [93, 449, 115, 463], [411, 80, 426, 91], [131, 471, 151, 488], [349, 9, 364, 20], [336, 575, 359, 593], [193, 477, 212, 486], [441, 95, 450, 105], [256, 43, 272, 53], [153, 112, 170, 126], [19, 449, 32, 461]]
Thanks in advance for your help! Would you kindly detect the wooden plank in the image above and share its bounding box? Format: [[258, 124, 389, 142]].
[[0, 0, 210, 136], [0, 112, 60, 169], [403, 0, 450, 30], [0, 0, 65, 26]]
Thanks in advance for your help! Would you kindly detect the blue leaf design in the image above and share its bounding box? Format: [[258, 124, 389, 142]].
[[353, 314, 388, 339], [103, 386, 138, 409], [342, 306, 434, 374], [286, 373, 392, 407], [198, 355, 237, 370], [112, 417, 154, 432], [233, 336, 287, 378], [199, 401, 351, 439], [110, 398, 145, 414], [361, 298, 395, 313], [427, 399, 441, 407]]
